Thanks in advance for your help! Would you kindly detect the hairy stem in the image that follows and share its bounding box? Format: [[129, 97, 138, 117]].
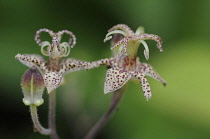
[[49, 91, 59, 139], [84, 87, 125, 139], [30, 105, 51, 135]]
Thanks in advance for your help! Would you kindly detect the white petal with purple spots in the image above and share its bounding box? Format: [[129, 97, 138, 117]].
[[104, 68, 131, 94], [43, 71, 63, 93]]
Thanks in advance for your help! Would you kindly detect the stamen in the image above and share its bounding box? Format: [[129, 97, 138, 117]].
[[139, 40, 149, 60], [104, 30, 127, 43], [60, 42, 70, 57], [40, 41, 51, 56]]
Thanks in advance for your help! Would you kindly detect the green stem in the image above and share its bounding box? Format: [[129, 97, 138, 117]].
[[84, 87, 125, 139], [30, 105, 51, 135], [49, 91, 59, 139]]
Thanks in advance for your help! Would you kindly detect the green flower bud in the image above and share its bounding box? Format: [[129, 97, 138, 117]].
[[21, 67, 44, 106]]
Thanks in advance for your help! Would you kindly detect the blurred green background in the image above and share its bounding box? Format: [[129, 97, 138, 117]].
[[1, 0, 210, 139]]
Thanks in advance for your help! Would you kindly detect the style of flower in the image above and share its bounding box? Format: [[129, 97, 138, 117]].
[[16, 29, 89, 93], [88, 24, 166, 100]]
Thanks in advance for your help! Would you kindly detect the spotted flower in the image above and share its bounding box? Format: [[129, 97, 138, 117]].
[[87, 24, 166, 100], [16, 29, 89, 93]]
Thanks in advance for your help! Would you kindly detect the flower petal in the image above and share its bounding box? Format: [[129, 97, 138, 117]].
[[104, 68, 131, 94], [43, 71, 63, 93], [59, 58, 114, 74], [131, 71, 152, 101], [59, 58, 89, 74], [88, 57, 116, 69], [139, 63, 166, 86], [15, 54, 47, 74]]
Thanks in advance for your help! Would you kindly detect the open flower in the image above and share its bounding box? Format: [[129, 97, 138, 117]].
[[87, 24, 166, 100], [16, 29, 89, 93]]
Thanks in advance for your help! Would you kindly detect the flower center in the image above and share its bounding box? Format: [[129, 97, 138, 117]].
[[126, 40, 140, 58], [47, 57, 61, 72], [117, 55, 137, 71]]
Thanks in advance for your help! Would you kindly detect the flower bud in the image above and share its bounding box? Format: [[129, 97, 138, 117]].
[[21, 67, 44, 106]]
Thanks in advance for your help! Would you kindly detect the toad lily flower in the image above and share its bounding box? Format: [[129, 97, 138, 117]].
[[89, 24, 166, 100], [16, 29, 89, 93]]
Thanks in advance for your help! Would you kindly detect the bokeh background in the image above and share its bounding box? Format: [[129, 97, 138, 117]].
[[1, 0, 210, 139]]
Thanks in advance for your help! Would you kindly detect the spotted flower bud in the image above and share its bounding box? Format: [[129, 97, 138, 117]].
[[21, 67, 45, 106]]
